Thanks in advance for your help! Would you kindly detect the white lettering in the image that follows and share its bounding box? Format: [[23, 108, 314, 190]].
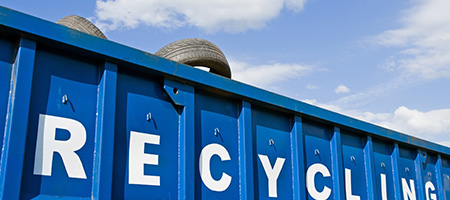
[[306, 163, 332, 200], [425, 181, 437, 200], [345, 168, 360, 200], [402, 178, 416, 200], [380, 174, 387, 200], [128, 131, 160, 186], [199, 143, 232, 192], [33, 114, 87, 179], [258, 155, 285, 198]]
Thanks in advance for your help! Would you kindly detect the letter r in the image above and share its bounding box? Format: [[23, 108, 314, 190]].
[[33, 114, 87, 179]]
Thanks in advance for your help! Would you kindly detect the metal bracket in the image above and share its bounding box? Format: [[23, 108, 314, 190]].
[[418, 150, 427, 169], [163, 79, 193, 106]]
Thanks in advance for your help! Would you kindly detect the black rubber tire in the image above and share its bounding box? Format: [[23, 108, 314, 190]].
[[155, 38, 231, 78], [57, 15, 107, 39]]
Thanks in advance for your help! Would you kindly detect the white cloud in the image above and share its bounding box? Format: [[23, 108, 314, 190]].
[[334, 84, 350, 94], [303, 99, 450, 146], [376, 106, 450, 137], [374, 0, 450, 80], [94, 0, 307, 33], [230, 59, 314, 89]]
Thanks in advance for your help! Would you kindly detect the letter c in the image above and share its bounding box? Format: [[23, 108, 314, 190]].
[[199, 143, 232, 192], [306, 163, 332, 200]]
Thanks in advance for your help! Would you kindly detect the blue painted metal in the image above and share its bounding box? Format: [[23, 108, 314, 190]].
[[253, 107, 293, 199], [364, 136, 376, 199], [331, 127, 344, 200], [291, 116, 306, 200], [437, 155, 445, 199], [415, 150, 426, 199], [303, 120, 334, 199], [441, 157, 450, 199], [392, 143, 403, 199], [341, 131, 368, 199], [92, 62, 117, 199], [238, 101, 255, 200], [0, 6, 450, 199], [0, 34, 14, 154], [177, 82, 195, 200], [0, 38, 36, 200]]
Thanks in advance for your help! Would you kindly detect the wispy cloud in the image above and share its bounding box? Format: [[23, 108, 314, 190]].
[[94, 0, 307, 33], [303, 99, 450, 146], [334, 84, 350, 94], [374, 0, 450, 80], [331, 76, 414, 108], [230, 59, 314, 90], [306, 83, 319, 90], [334, 0, 450, 109]]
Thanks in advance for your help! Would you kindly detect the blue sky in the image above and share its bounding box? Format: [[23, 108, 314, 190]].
[[2, 0, 450, 145]]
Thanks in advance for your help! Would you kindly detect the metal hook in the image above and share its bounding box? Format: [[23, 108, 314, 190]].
[[146, 113, 152, 121], [381, 162, 385, 168], [214, 128, 220, 136], [269, 139, 274, 146], [350, 156, 356, 162], [315, 149, 320, 156], [62, 95, 68, 104]]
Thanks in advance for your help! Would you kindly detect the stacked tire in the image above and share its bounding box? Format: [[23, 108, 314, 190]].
[[57, 15, 107, 39], [155, 38, 231, 78], [57, 16, 231, 78]]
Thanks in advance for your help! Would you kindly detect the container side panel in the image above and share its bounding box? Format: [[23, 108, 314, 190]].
[[291, 116, 306, 200], [92, 62, 118, 199], [373, 139, 396, 200], [0, 35, 15, 160], [303, 120, 334, 200], [341, 132, 368, 199], [418, 153, 438, 200], [441, 157, 450, 199], [1, 38, 36, 200], [398, 146, 419, 199], [238, 101, 255, 200], [252, 107, 293, 199], [112, 71, 178, 199], [20, 46, 98, 198], [331, 127, 344, 199], [363, 136, 376, 200], [436, 155, 445, 200], [194, 92, 239, 199]]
